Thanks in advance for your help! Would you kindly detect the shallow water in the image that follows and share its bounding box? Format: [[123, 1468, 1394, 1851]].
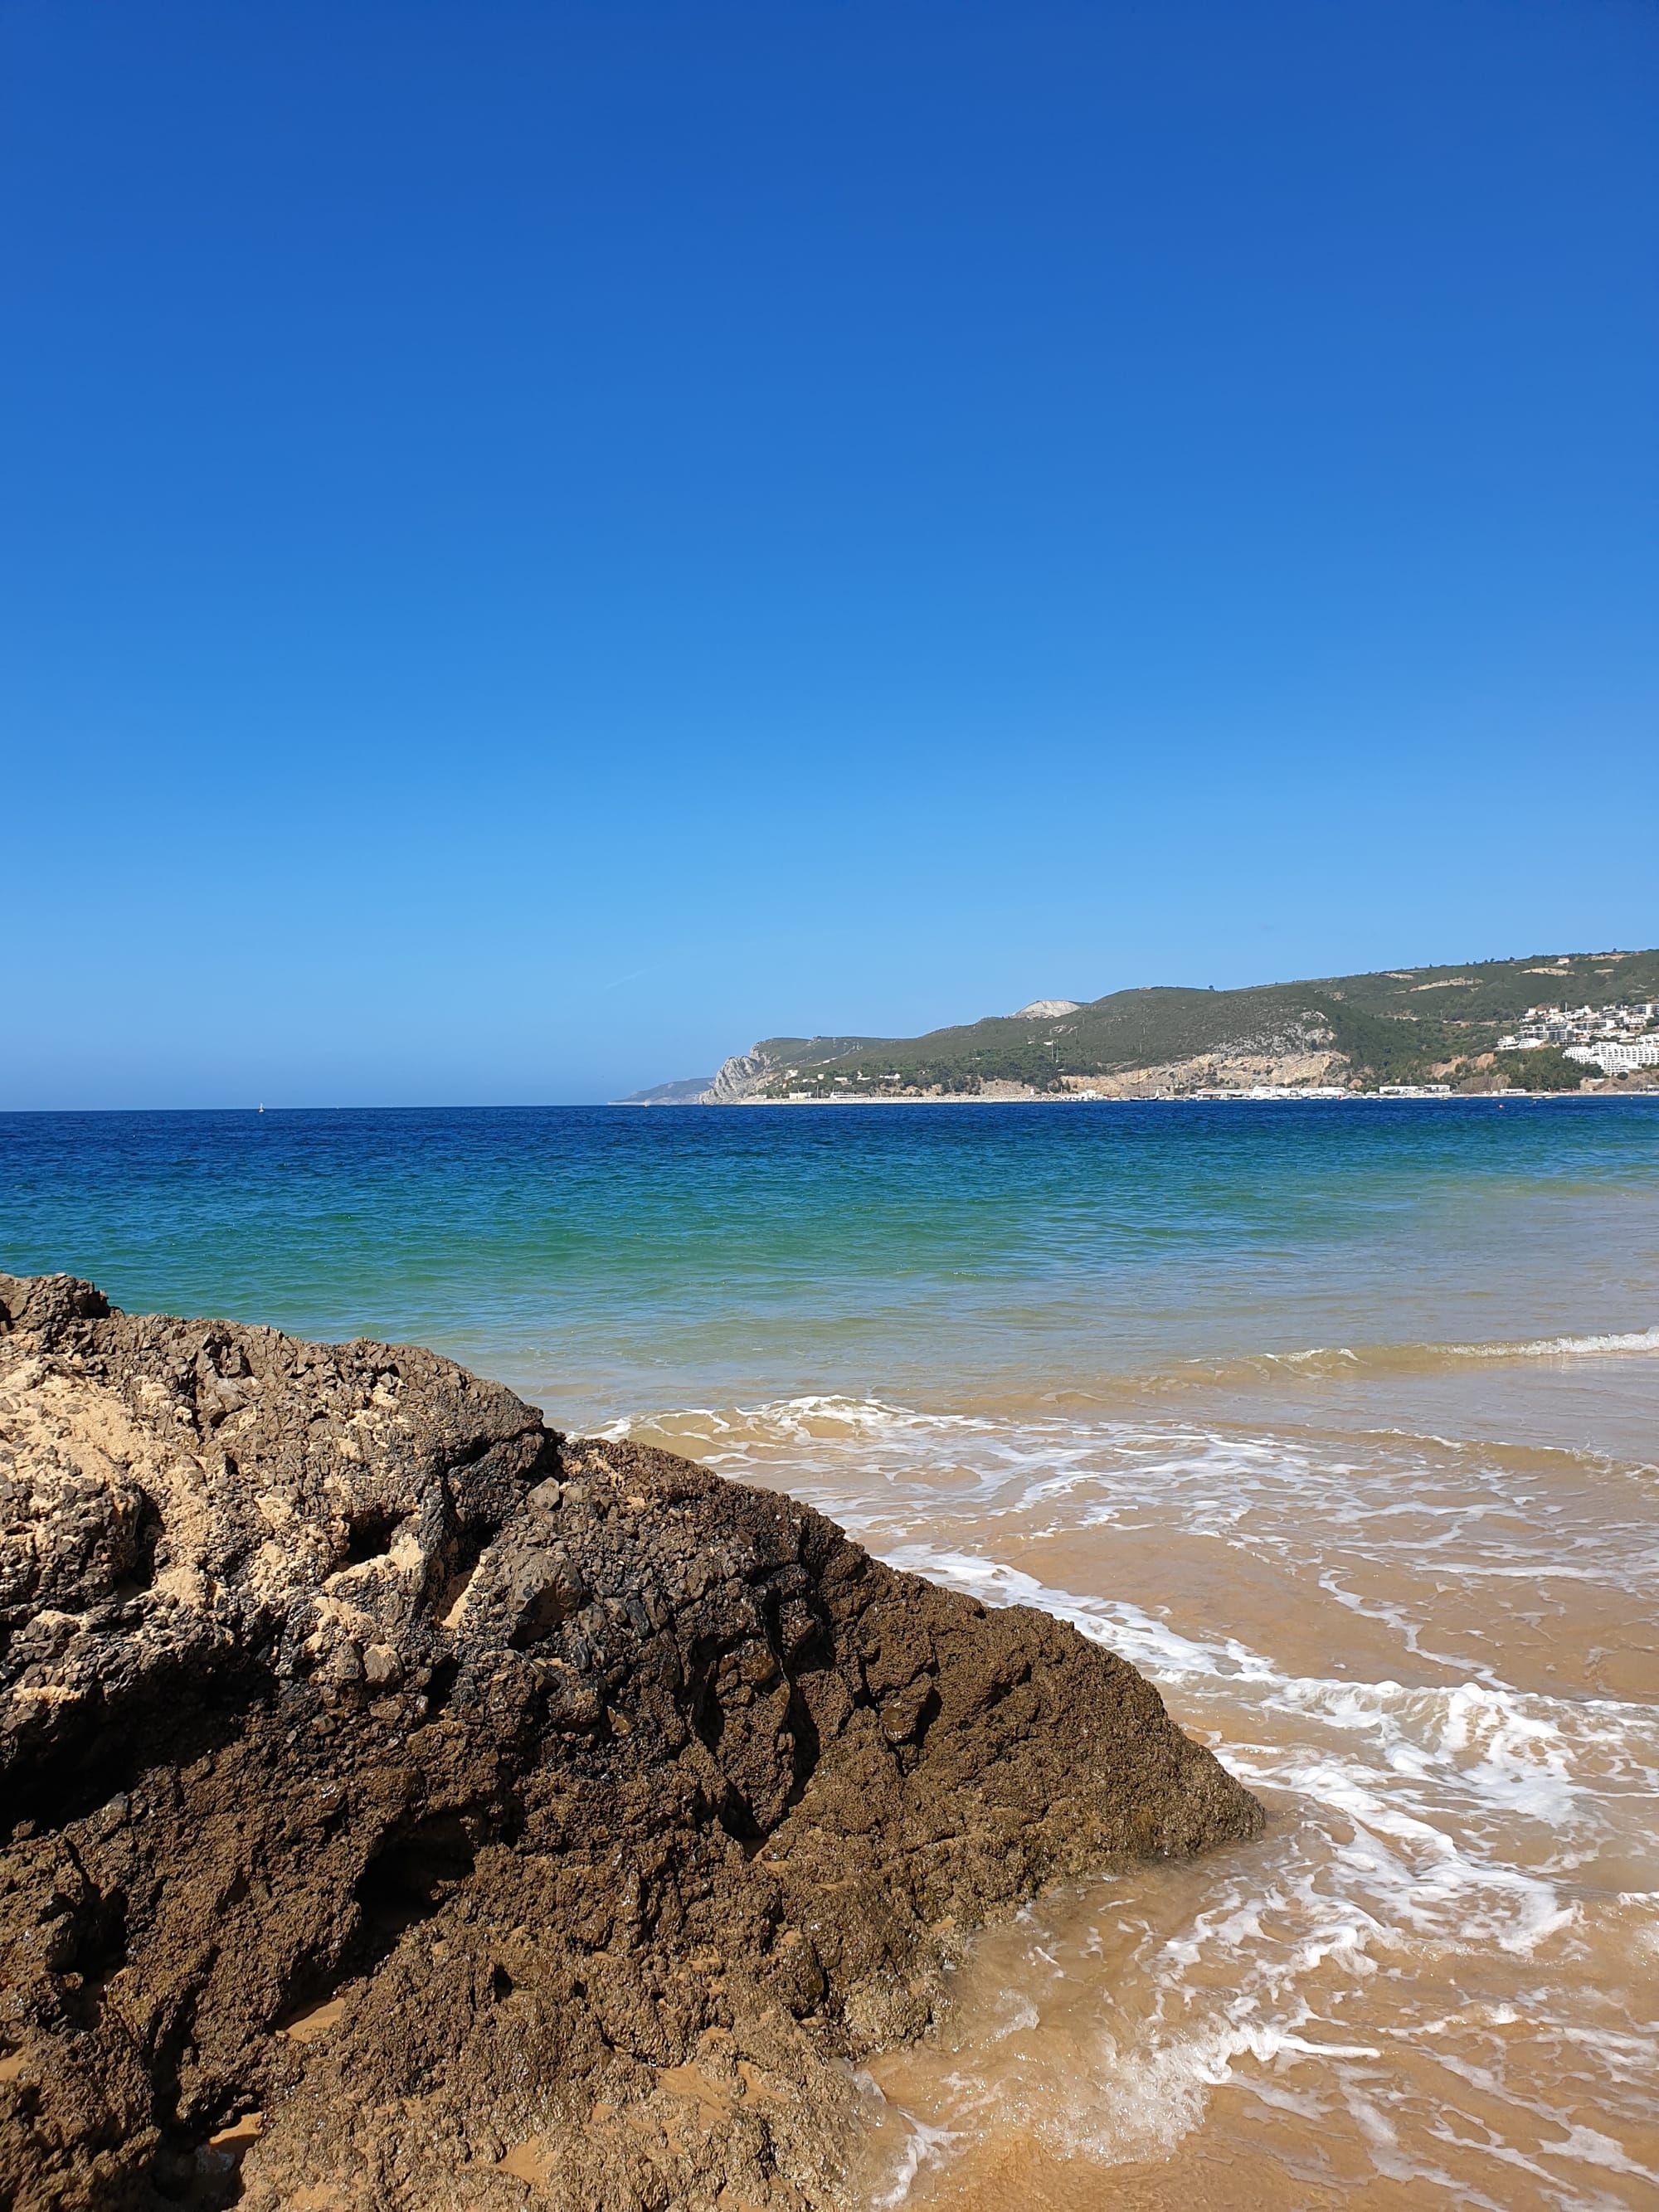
[[615, 1381, 1659, 2207], [3, 1099, 1656, 2205]]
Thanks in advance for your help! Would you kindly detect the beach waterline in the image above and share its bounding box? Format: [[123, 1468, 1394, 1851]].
[[612, 1344, 1659, 2209], [4, 1100, 1656, 2204]]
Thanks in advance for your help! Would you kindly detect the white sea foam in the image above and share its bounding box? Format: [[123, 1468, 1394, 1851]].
[[606, 1391, 1659, 2202], [1243, 1325, 1659, 1372], [1453, 1325, 1659, 1360], [851, 2079, 954, 2209]]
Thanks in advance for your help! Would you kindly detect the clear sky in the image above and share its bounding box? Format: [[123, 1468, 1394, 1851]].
[[2, 0, 1654, 1107]]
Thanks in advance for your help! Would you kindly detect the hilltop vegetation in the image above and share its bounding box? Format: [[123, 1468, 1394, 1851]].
[[704, 949, 1659, 1098]]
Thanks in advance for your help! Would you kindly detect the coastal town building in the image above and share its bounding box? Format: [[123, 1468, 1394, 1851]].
[[1497, 1001, 1657, 1053], [1564, 1038, 1659, 1076]]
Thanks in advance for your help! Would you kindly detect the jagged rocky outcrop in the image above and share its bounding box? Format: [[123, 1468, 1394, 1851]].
[[699, 1038, 891, 1104], [700, 1049, 794, 1105], [0, 1274, 1262, 2211]]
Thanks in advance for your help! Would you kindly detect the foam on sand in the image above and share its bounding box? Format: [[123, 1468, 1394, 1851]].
[[606, 1388, 1659, 2205]]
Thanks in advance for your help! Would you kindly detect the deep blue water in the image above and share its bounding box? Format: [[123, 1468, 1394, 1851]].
[[2, 1100, 1656, 1427]]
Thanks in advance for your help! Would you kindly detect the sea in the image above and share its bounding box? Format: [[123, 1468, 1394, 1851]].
[[4, 1098, 1657, 2210]]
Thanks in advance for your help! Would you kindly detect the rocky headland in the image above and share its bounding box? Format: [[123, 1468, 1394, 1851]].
[[625, 947, 1659, 1102], [0, 1273, 1262, 2212]]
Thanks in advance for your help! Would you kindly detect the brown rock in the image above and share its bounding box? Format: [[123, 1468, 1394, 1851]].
[[0, 1273, 1262, 2210]]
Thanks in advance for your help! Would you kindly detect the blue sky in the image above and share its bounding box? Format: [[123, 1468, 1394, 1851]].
[[2, 0, 1654, 1106]]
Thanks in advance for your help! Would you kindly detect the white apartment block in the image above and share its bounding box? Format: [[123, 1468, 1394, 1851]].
[[1564, 1039, 1659, 1076]]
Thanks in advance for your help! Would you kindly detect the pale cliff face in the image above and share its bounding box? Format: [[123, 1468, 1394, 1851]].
[[700, 1047, 778, 1102]]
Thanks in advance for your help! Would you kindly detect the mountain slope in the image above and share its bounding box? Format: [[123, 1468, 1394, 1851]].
[[614, 1075, 718, 1105], [672, 948, 1659, 1100]]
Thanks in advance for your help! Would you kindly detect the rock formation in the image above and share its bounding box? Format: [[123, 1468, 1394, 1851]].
[[0, 1273, 1262, 2211], [700, 1049, 795, 1105], [698, 1038, 893, 1104]]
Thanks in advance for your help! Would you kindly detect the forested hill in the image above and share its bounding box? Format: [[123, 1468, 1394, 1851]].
[[659, 948, 1659, 1100]]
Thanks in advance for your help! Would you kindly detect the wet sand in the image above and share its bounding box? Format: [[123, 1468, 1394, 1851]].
[[618, 1338, 1659, 2209]]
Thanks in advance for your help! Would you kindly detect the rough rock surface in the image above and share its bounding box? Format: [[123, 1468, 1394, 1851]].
[[0, 1274, 1263, 2212]]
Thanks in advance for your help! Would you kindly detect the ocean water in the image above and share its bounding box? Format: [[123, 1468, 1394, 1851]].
[[4, 1099, 1658, 2207]]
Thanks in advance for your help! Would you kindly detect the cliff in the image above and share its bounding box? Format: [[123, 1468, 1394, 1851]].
[[699, 1038, 894, 1104], [0, 1273, 1262, 2212]]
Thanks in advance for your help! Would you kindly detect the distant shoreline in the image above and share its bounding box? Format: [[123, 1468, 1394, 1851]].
[[634, 948, 1659, 1111], [616, 1088, 1656, 1106]]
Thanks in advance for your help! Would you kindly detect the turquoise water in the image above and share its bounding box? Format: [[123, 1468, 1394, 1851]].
[[2, 1099, 1655, 1428], [7, 1100, 1659, 2202]]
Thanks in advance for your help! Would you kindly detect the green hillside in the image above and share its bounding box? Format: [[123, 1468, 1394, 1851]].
[[746, 948, 1659, 1096]]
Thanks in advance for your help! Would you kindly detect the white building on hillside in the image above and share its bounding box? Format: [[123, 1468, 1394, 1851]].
[[1565, 1039, 1659, 1075]]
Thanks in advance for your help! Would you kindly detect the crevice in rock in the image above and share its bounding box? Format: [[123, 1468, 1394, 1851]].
[[130, 1495, 163, 1592], [151, 2104, 258, 2211], [342, 1509, 401, 1568], [349, 1812, 479, 1972], [427, 1472, 501, 1622], [781, 1685, 824, 1817], [52, 1879, 129, 2032], [910, 1684, 942, 1752], [420, 1655, 461, 1718], [7, 1661, 280, 1831]]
